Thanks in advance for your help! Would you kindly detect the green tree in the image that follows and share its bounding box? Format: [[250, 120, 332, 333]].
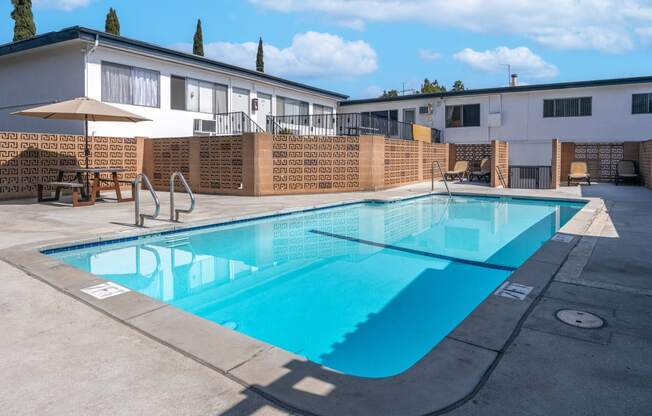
[[381, 89, 399, 98], [256, 37, 264, 72], [452, 80, 465, 91], [10, 0, 36, 42], [420, 78, 446, 93], [193, 19, 204, 56], [104, 8, 120, 36]]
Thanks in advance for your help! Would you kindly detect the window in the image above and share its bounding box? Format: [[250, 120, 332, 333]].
[[170, 76, 185, 110], [632, 93, 652, 114], [214, 84, 228, 113], [102, 62, 160, 107], [313, 104, 333, 115], [276, 97, 309, 116], [170, 76, 227, 113], [403, 109, 416, 124], [543, 97, 591, 117], [445, 104, 480, 128]]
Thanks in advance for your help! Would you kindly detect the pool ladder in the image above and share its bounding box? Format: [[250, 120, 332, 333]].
[[431, 160, 451, 197], [133, 173, 161, 227], [132, 172, 195, 226], [169, 171, 196, 222]]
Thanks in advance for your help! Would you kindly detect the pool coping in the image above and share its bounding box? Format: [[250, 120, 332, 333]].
[[0, 191, 605, 416]]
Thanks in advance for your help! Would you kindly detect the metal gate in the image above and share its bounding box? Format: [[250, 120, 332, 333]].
[[509, 166, 551, 189]]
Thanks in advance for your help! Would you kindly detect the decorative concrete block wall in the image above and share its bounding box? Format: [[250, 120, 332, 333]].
[[384, 139, 421, 187], [0, 131, 142, 199], [143, 135, 250, 195], [270, 135, 361, 194], [560, 141, 642, 183]]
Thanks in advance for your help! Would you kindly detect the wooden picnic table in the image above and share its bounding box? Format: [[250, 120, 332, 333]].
[[42, 167, 134, 206]]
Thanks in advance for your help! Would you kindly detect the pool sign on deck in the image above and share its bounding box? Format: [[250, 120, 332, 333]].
[[49, 195, 584, 378]]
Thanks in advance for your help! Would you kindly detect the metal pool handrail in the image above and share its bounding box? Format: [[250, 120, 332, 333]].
[[496, 165, 508, 188], [133, 173, 160, 227], [169, 171, 195, 222], [432, 160, 451, 196]]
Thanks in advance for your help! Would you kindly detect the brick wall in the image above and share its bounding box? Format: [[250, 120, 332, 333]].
[[0, 131, 142, 199], [491, 140, 509, 188], [640, 140, 652, 188], [551, 139, 561, 189]]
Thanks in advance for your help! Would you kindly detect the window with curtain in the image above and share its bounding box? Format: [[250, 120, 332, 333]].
[[101, 62, 159, 107], [543, 97, 591, 117], [199, 81, 214, 113], [215, 84, 228, 113], [445, 104, 480, 127], [186, 79, 199, 112]]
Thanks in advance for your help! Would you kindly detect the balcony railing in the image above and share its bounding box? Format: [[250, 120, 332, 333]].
[[194, 112, 264, 136], [267, 112, 414, 140]]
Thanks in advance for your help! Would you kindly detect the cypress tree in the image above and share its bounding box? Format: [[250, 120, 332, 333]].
[[11, 0, 36, 42], [256, 37, 264, 72], [193, 19, 204, 56], [105, 8, 121, 36]]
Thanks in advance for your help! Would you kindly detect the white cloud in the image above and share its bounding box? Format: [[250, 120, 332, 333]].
[[248, 0, 652, 53], [454, 46, 559, 78], [171, 32, 377, 79], [338, 18, 366, 31], [418, 48, 441, 61], [33, 0, 90, 11]]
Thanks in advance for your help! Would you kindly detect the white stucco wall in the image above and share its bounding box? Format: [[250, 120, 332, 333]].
[[342, 83, 652, 164], [0, 41, 85, 134], [84, 45, 341, 138]]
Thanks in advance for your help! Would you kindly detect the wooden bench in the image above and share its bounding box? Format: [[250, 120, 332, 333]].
[[37, 182, 96, 207]]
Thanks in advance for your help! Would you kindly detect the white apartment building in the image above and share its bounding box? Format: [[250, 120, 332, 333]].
[[0, 26, 346, 138]]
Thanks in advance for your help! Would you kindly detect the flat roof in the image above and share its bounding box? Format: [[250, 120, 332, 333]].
[[0, 26, 349, 100], [340, 75, 652, 106]]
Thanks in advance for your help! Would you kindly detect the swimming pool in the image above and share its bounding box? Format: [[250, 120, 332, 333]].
[[48, 195, 584, 378]]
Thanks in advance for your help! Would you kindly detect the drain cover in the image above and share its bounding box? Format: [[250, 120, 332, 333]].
[[556, 309, 604, 329]]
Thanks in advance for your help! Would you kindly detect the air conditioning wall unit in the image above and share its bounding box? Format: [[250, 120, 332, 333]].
[[194, 119, 217, 135], [419, 104, 433, 115]]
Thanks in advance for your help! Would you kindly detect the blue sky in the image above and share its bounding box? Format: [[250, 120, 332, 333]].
[[2, 0, 652, 98]]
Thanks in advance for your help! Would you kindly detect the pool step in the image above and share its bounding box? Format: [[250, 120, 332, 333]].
[[163, 234, 190, 247]]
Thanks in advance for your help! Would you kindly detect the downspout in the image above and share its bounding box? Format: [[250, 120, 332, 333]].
[[84, 34, 99, 97], [83, 34, 99, 137]]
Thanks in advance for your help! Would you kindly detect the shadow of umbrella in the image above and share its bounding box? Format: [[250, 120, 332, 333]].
[[11, 97, 150, 193]]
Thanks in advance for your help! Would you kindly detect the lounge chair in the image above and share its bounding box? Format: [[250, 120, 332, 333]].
[[567, 161, 591, 186], [445, 161, 469, 182], [615, 160, 640, 185], [469, 158, 491, 182]]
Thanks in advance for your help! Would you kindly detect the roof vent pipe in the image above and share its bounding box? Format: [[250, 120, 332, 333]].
[[510, 73, 518, 87]]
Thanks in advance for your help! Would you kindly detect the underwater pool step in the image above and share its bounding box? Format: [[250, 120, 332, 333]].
[[309, 229, 517, 272]]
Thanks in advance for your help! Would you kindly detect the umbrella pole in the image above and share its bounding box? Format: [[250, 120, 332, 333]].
[[84, 116, 90, 196]]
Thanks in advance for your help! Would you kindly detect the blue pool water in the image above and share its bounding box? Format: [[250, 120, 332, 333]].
[[49, 195, 584, 378]]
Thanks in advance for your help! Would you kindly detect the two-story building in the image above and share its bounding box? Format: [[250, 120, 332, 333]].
[[0, 26, 347, 138]]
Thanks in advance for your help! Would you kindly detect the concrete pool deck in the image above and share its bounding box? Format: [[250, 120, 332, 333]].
[[1, 181, 651, 415]]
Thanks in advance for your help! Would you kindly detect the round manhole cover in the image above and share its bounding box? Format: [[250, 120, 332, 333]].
[[556, 309, 604, 329]]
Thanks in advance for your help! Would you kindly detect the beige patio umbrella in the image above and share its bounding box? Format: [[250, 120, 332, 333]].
[[12, 97, 150, 192]]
